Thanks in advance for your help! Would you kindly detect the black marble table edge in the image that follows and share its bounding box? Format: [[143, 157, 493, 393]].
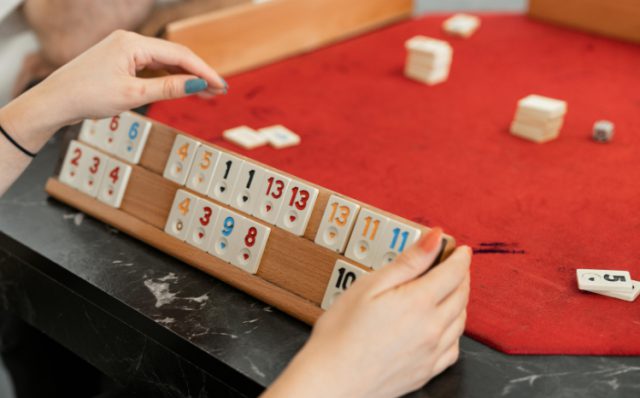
[[0, 128, 639, 398]]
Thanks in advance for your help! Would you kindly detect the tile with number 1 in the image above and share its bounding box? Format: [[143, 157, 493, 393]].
[[230, 217, 271, 274], [185, 198, 221, 251], [186, 145, 221, 195], [314, 195, 360, 253], [163, 134, 201, 185], [345, 209, 390, 268], [207, 152, 244, 204], [97, 157, 132, 208], [275, 180, 319, 236], [229, 162, 266, 215], [321, 260, 368, 310], [164, 189, 198, 241]]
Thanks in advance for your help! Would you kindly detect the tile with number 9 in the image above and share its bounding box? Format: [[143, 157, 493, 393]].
[[115, 112, 152, 164], [230, 217, 270, 274], [321, 260, 368, 310], [164, 189, 198, 241], [208, 208, 243, 263], [207, 152, 244, 205], [186, 145, 221, 195], [97, 157, 132, 208], [252, 170, 291, 225], [345, 208, 390, 268], [275, 180, 319, 236], [163, 134, 201, 185], [370, 220, 422, 270], [314, 195, 360, 253]]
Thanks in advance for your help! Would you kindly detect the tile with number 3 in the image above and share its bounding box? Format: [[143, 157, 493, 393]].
[[370, 220, 422, 270], [315, 195, 360, 253], [252, 170, 291, 225], [186, 145, 220, 195], [164, 189, 198, 241], [321, 260, 368, 310], [345, 209, 390, 268], [185, 198, 221, 251], [230, 218, 270, 274], [163, 134, 201, 185], [77, 147, 108, 197], [97, 157, 132, 208], [275, 180, 319, 236]]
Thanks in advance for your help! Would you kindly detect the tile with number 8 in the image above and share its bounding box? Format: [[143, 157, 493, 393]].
[[229, 162, 266, 215], [185, 198, 221, 251], [208, 208, 243, 263], [345, 209, 390, 268], [230, 217, 270, 274], [97, 157, 132, 208], [186, 145, 221, 195], [275, 180, 319, 236], [321, 260, 368, 310], [252, 170, 291, 225], [370, 220, 422, 270], [314, 195, 360, 253], [163, 134, 201, 185], [207, 152, 244, 205], [115, 112, 152, 164], [77, 147, 108, 197], [59, 140, 87, 189], [164, 189, 198, 241]]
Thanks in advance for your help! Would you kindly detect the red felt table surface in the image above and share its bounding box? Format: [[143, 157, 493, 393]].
[[148, 14, 640, 355]]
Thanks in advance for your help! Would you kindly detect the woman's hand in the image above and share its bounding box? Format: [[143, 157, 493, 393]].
[[264, 228, 472, 398]]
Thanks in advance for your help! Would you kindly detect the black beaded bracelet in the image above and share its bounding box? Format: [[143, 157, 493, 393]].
[[0, 124, 36, 158]]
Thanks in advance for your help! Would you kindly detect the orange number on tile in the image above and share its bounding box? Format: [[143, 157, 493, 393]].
[[177, 143, 189, 161], [178, 197, 191, 215]]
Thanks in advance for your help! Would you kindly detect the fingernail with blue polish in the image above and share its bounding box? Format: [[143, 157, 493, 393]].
[[185, 78, 208, 94]]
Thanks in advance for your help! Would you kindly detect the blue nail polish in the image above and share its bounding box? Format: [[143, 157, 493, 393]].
[[221, 78, 229, 90], [185, 78, 208, 94]]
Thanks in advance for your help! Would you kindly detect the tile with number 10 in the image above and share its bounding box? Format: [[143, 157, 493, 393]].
[[321, 260, 368, 310]]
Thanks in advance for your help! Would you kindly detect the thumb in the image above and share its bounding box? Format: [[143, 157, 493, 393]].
[[137, 75, 208, 103], [366, 227, 443, 296]]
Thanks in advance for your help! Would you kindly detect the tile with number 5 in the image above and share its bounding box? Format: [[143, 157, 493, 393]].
[[321, 260, 368, 310], [163, 134, 201, 185], [208, 208, 243, 263], [207, 152, 244, 205], [229, 162, 265, 215], [314, 195, 360, 253], [185, 198, 221, 252], [252, 170, 291, 225], [275, 180, 319, 236], [115, 112, 152, 164], [230, 217, 270, 274], [186, 145, 220, 195], [97, 158, 132, 208], [59, 140, 87, 189], [77, 147, 108, 197], [345, 209, 390, 268], [370, 220, 422, 270], [164, 189, 198, 241]]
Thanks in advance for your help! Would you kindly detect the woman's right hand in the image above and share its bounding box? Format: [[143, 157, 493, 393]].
[[264, 228, 472, 398]]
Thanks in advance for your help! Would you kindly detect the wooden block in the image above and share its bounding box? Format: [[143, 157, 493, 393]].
[[443, 13, 481, 38], [529, 0, 640, 44], [165, 0, 413, 76]]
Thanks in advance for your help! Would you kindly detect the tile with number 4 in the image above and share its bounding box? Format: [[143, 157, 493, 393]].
[[164, 189, 198, 241], [208, 208, 244, 263], [207, 152, 244, 205], [185, 198, 221, 251], [115, 112, 152, 164], [77, 147, 108, 197], [252, 170, 291, 225], [275, 180, 319, 236], [370, 220, 422, 270], [186, 145, 221, 195], [59, 140, 87, 189], [163, 134, 201, 185], [97, 157, 132, 208], [314, 195, 360, 253], [345, 209, 390, 268], [230, 217, 270, 274], [576, 269, 633, 292], [321, 260, 368, 310], [229, 162, 266, 215]]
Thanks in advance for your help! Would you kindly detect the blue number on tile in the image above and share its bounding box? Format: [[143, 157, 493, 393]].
[[390, 228, 409, 252], [222, 216, 235, 237]]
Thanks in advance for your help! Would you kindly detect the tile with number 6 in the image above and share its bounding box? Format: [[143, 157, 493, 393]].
[[321, 260, 368, 310], [97, 115, 125, 154], [345, 209, 390, 268], [59, 140, 87, 189], [370, 220, 422, 270], [186, 145, 220, 195], [115, 112, 152, 164], [252, 170, 291, 225], [77, 147, 108, 197], [229, 162, 265, 215], [97, 157, 132, 208], [208, 208, 243, 263], [230, 217, 270, 274], [314, 195, 360, 253], [185, 198, 221, 251], [164, 189, 198, 241], [275, 180, 319, 236], [207, 152, 244, 205], [163, 134, 201, 185]]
